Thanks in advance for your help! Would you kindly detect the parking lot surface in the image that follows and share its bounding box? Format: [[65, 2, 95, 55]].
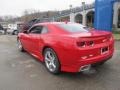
[[0, 35, 120, 90]]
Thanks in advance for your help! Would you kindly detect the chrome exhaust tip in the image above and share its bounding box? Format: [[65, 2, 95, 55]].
[[80, 65, 91, 72]]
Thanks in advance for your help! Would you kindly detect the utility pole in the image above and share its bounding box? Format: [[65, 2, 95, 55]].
[[82, 2, 86, 26], [69, 4, 75, 22]]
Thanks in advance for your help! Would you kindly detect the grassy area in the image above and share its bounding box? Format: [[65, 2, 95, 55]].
[[113, 34, 120, 40], [112, 29, 120, 40]]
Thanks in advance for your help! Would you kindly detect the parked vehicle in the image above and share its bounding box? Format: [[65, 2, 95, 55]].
[[17, 22, 114, 74], [23, 18, 52, 30], [0, 29, 5, 35], [0, 24, 5, 35], [7, 29, 19, 35]]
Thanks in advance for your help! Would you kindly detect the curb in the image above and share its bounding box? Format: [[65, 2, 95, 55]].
[[115, 39, 120, 41]]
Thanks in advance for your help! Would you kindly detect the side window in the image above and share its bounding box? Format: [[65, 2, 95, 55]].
[[29, 26, 43, 34], [41, 27, 48, 34]]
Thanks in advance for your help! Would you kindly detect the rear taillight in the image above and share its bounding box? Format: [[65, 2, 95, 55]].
[[89, 41, 94, 46], [77, 41, 86, 47], [77, 41, 94, 47]]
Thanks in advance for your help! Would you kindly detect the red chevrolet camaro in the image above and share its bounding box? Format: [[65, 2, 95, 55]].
[[17, 22, 114, 74]]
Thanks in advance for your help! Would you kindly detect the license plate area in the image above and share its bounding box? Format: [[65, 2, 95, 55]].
[[101, 47, 109, 54]]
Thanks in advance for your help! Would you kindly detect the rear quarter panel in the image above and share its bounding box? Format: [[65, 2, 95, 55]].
[[41, 34, 78, 65]]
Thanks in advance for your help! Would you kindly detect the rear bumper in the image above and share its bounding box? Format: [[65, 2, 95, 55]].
[[61, 52, 113, 72], [60, 41, 114, 72]]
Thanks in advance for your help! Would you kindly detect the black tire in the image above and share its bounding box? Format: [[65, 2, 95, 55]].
[[17, 40, 25, 52], [13, 30, 18, 35], [44, 48, 60, 74], [92, 60, 107, 67]]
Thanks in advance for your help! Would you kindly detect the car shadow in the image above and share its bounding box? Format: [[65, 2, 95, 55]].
[[20, 51, 114, 80]]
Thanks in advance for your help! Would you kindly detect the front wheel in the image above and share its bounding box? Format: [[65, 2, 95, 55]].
[[17, 40, 25, 52], [13, 30, 18, 35], [44, 48, 60, 74]]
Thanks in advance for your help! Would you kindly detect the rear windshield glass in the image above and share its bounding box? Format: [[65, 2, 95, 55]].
[[57, 23, 89, 33]]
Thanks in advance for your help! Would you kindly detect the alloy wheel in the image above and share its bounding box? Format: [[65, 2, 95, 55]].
[[45, 51, 57, 72]]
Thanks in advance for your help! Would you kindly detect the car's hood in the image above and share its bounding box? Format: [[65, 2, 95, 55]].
[[66, 30, 111, 38]]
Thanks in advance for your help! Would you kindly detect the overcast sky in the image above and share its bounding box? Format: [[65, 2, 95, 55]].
[[0, 0, 94, 16]]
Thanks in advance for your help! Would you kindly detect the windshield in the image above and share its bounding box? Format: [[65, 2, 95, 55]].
[[57, 23, 89, 33]]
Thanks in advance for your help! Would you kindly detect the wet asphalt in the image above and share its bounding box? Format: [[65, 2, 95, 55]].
[[0, 35, 120, 90]]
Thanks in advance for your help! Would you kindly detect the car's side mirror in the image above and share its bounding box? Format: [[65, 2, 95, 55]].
[[23, 24, 30, 31], [21, 24, 30, 34], [23, 30, 28, 34], [23, 26, 29, 31]]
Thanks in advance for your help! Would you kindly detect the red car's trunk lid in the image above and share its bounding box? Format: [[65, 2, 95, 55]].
[[68, 30, 112, 44]]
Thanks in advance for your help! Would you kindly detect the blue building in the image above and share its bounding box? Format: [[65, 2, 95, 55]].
[[54, 1, 120, 30], [94, 0, 120, 31]]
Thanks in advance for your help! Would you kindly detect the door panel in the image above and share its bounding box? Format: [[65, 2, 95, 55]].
[[28, 34, 41, 54], [20, 33, 31, 51], [20, 25, 49, 61], [25, 25, 48, 60]]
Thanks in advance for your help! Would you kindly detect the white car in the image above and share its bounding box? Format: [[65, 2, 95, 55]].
[[0, 30, 5, 35], [7, 29, 18, 35]]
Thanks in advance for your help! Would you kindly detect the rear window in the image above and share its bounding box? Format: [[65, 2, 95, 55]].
[[57, 23, 89, 33]]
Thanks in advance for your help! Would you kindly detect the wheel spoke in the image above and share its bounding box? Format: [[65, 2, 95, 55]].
[[47, 52, 53, 60], [45, 57, 50, 62], [18, 41, 22, 49], [51, 62, 56, 68], [45, 50, 57, 72], [48, 63, 53, 70]]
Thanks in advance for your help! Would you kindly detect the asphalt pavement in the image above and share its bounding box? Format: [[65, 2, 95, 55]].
[[0, 35, 120, 90]]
